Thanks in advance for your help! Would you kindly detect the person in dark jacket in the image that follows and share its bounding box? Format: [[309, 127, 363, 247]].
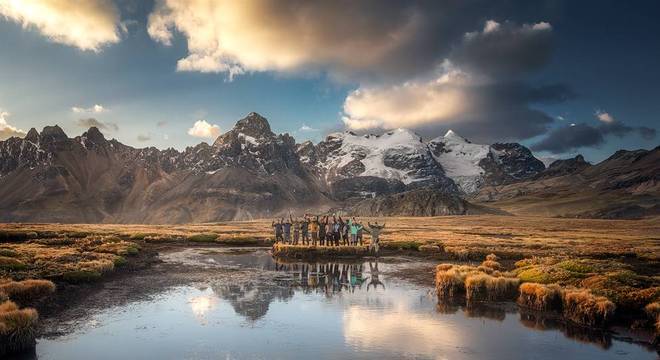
[[319, 216, 327, 246], [271, 219, 283, 243], [301, 216, 310, 245]]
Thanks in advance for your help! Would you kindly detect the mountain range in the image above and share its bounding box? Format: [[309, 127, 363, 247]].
[[0, 112, 657, 223]]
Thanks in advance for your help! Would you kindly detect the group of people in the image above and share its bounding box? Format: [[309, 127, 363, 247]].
[[271, 214, 385, 253]]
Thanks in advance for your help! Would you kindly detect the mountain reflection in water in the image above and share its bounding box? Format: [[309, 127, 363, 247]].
[[18, 248, 657, 360]]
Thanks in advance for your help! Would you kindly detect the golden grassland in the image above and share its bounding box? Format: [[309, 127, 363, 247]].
[[0, 215, 658, 259], [0, 214, 658, 349]]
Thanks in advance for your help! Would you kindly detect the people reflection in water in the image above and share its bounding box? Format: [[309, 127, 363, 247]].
[[367, 260, 385, 291], [273, 260, 386, 295]]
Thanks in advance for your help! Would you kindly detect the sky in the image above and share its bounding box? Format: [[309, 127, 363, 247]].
[[0, 0, 658, 162]]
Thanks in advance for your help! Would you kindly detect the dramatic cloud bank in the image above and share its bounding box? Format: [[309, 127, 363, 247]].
[[188, 120, 221, 139], [532, 110, 657, 153], [342, 20, 566, 142], [0, 0, 122, 51], [147, 0, 445, 81], [0, 109, 26, 140]]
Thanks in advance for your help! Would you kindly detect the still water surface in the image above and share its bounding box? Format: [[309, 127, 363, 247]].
[[28, 248, 658, 359]]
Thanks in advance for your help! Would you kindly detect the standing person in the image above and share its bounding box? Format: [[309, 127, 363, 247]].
[[332, 216, 341, 246], [292, 215, 300, 245], [340, 217, 349, 246], [310, 216, 320, 246], [366, 221, 386, 255], [283, 217, 292, 244], [319, 216, 327, 246], [349, 218, 362, 246], [301, 216, 310, 245], [357, 219, 364, 246], [272, 219, 283, 243]]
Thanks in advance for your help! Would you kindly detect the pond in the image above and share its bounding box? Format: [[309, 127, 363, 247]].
[[14, 248, 658, 359]]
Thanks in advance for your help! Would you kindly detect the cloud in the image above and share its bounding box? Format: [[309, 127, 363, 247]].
[[0, 109, 27, 140], [187, 120, 221, 138], [145, 3, 571, 143], [147, 0, 469, 81], [532, 116, 657, 154], [137, 134, 151, 142], [595, 110, 615, 124], [451, 20, 553, 78], [0, 0, 122, 51], [75, 117, 118, 131], [72, 104, 107, 114], [298, 124, 318, 132], [531, 123, 604, 154]]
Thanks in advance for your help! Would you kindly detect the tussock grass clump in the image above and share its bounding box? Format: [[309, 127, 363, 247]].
[[0, 256, 27, 270], [62, 270, 102, 283], [465, 273, 520, 302], [0, 248, 17, 257], [187, 233, 219, 243], [486, 253, 499, 262], [77, 259, 114, 273], [518, 283, 563, 311], [435, 264, 479, 298], [0, 280, 55, 303], [645, 302, 660, 332], [418, 244, 444, 253], [272, 244, 369, 259], [0, 300, 39, 356], [0, 231, 37, 243], [562, 288, 615, 328]]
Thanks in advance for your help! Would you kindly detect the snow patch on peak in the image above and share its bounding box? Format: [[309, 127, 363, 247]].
[[430, 134, 490, 193]]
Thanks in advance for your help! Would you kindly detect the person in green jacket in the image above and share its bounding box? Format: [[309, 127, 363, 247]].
[[349, 218, 363, 246]]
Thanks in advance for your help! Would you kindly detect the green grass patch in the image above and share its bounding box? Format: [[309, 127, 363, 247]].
[[0, 257, 27, 270], [187, 233, 219, 243]]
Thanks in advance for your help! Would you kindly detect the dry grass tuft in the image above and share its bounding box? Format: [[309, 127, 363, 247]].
[[645, 302, 660, 333], [435, 264, 479, 298], [0, 256, 27, 270], [486, 253, 499, 262], [562, 288, 616, 328], [465, 273, 520, 302], [0, 300, 39, 355], [0, 280, 55, 304], [518, 283, 563, 311], [481, 260, 501, 270]]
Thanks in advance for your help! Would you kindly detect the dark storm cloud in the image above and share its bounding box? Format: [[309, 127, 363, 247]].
[[450, 20, 554, 78], [533, 120, 657, 154], [75, 118, 118, 132], [531, 124, 604, 154]]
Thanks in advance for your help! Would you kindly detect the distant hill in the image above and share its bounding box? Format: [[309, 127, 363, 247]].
[[0, 112, 657, 222]]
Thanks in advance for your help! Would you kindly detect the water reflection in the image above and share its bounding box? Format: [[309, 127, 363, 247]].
[[17, 249, 657, 360]]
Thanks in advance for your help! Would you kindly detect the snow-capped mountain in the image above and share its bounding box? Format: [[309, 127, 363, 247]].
[[301, 127, 545, 196], [3, 112, 648, 222], [428, 130, 490, 193]]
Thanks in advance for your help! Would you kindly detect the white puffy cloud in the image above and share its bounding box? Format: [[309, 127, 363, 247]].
[[72, 104, 107, 113], [0, 109, 27, 140], [187, 120, 221, 138], [595, 110, 615, 123], [147, 0, 428, 80], [0, 0, 122, 51], [298, 124, 318, 132], [342, 68, 468, 130]]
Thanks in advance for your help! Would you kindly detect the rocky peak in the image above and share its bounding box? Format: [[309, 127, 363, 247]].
[[80, 126, 109, 150], [40, 125, 67, 143], [443, 129, 468, 142], [24, 128, 39, 143], [537, 154, 591, 179], [233, 112, 273, 139]]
